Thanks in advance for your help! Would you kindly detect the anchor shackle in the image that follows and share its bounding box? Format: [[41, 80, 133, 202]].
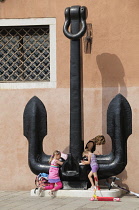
[[63, 6, 87, 40]]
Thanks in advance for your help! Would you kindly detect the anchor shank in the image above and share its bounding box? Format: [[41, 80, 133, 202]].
[[70, 6, 84, 161]]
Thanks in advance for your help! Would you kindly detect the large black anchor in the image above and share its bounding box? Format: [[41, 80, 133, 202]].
[[23, 5, 132, 189]]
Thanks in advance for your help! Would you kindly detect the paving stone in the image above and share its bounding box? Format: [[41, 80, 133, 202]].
[[0, 191, 139, 210]]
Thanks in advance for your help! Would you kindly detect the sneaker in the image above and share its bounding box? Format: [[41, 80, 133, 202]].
[[38, 187, 42, 196], [48, 190, 55, 198], [88, 186, 96, 191]]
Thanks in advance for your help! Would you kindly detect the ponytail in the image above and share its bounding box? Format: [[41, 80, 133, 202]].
[[49, 150, 61, 163]]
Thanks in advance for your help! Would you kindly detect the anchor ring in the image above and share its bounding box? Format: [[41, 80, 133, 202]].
[[63, 6, 87, 40]]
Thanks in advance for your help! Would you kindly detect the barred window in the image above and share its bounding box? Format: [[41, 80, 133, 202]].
[[0, 18, 56, 89], [0, 25, 50, 82]]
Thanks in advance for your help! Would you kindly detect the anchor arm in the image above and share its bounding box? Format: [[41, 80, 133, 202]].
[[97, 94, 132, 179], [23, 96, 50, 175]]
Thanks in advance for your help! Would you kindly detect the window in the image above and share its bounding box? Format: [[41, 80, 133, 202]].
[[0, 18, 56, 89]]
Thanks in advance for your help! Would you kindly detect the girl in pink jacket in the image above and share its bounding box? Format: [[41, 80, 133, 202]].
[[39, 150, 63, 197]]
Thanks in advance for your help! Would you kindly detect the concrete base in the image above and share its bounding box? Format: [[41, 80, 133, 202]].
[[31, 188, 122, 198]]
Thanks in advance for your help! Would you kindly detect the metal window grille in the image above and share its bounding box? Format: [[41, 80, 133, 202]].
[[0, 25, 50, 82]]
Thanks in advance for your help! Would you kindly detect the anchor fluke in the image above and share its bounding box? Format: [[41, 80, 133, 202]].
[[98, 94, 132, 179], [23, 96, 50, 175]]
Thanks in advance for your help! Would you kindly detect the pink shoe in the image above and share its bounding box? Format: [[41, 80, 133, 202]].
[[90, 197, 95, 201], [113, 198, 120, 202]]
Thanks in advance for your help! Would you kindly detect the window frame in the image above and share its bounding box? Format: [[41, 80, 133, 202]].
[[0, 18, 56, 89]]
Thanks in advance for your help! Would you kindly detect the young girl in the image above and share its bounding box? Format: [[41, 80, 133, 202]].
[[82, 150, 100, 190], [39, 150, 63, 197], [85, 135, 105, 153]]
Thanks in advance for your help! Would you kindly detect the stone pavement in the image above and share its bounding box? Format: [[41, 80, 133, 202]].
[[0, 191, 139, 210]]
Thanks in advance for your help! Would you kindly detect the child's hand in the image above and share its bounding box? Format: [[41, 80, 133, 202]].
[[81, 160, 85, 165], [55, 160, 60, 164], [55, 160, 63, 165]]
